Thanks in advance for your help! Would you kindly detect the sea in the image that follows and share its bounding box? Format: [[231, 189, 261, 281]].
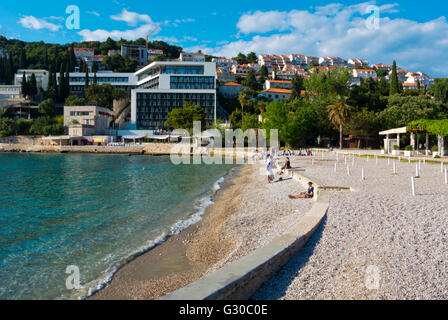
[[0, 153, 236, 300]]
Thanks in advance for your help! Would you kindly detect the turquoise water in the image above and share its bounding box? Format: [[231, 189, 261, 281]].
[[0, 153, 235, 300]]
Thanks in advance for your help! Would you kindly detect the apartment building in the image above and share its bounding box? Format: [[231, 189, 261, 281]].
[[131, 61, 217, 130], [216, 68, 236, 83], [231, 64, 259, 76], [372, 63, 392, 71], [348, 59, 369, 67], [212, 57, 237, 69], [305, 56, 320, 66], [14, 69, 50, 91], [289, 54, 307, 66], [352, 69, 377, 79], [56, 72, 138, 97], [405, 72, 434, 87], [402, 83, 425, 91], [148, 49, 164, 60], [179, 52, 206, 62], [319, 57, 347, 67], [121, 44, 148, 66]]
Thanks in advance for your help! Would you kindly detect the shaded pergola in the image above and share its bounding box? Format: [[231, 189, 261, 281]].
[[407, 119, 448, 156]]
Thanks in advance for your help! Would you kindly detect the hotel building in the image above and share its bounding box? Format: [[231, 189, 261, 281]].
[[14, 69, 50, 91], [131, 61, 217, 130], [56, 72, 138, 97]]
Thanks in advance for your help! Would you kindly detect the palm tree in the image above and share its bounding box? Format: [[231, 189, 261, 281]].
[[238, 90, 248, 125], [328, 97, 351, 150]]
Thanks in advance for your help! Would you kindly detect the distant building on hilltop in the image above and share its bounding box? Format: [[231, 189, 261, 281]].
[[348, 59, 369, 68], [121, 44, 148, 66], [179, 52, 206, 62]]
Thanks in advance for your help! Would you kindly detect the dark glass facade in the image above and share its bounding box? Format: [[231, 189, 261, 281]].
[[170, 76, 215, 89], [136, 92, 215, 129]]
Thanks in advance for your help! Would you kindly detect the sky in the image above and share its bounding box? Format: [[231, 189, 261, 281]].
[[0, 0, 447, 77]]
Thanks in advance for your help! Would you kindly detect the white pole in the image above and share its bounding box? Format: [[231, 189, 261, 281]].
[[399, 156, 401, 162], [415, 163, 419, 177], [352, 157, 355, 166], [418, 160, 421, 171], [393, 160, 396, 174], [334, 163, 337, 173], [442, 161, 444, 173], [362, 167, 365, 180], [411, 176, 416, 196], [375, 155, 378, 165], [445, 167, 448, 184], [408, 156, 411, 163], [347, 165, 350, 176]]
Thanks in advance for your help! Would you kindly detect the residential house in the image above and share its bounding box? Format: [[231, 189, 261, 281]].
[[212, 57, 237, 69], [216, 68, 236, 83], [218, 82, 246, 98], [258, 88, 292, 101]]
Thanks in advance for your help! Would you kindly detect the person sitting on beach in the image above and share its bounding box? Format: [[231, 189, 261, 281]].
[[278, 157, 292, 175], [266, 159, 275, 183], [289, 182, 314, 199]]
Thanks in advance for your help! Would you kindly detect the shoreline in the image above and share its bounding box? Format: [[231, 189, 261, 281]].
[[87, 164, 251, 300]]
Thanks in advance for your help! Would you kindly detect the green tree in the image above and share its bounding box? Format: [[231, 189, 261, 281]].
[[38, 98, 58, 117], [65, 95, 87, 106], [291, 75, 305, 99], [389, 60, 400, 95], [21, 71, 29, 98], [242, 71, 259, 91], [165, 102, 205, 132], [29, 73, 38, 97], [246, 52, 258, 64], [0, 118, 17, 137]]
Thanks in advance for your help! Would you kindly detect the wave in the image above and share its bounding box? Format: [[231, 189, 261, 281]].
[[75, 173, 229, 300]]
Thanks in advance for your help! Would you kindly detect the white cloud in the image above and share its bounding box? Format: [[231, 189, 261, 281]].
[[110, 9, 153, 26], [79, 9, 162, 41], [209, 1, 448, 77], [18, 15, 62, 32], [87, 11, 100, 17], [78, 24, 158, 41]]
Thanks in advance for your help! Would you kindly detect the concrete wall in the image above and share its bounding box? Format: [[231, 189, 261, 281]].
[[161, 171, 329, 300]]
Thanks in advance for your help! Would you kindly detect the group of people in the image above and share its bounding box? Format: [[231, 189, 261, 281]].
[[265, 154, 314, 199]]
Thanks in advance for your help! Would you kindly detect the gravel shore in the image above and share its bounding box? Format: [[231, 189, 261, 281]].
[[253, 153, 448, 300]]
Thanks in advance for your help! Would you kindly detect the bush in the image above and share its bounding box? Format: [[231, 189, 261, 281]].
[[393, 145, 399, 150], [432, 145, 438, 152], [405, 145, 413, 151]]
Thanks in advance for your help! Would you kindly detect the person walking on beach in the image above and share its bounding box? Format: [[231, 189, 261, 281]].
[[289, 182, 314, 199], [266, 157, 275, 183]]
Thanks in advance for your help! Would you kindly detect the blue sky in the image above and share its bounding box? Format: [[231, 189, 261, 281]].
[[0, 0, 447, 77]]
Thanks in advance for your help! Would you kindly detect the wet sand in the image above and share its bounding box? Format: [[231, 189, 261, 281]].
[[89, 165, 252, 300]]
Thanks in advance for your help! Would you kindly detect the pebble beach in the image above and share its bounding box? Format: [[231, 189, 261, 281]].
[[253, 153, 448, 300]]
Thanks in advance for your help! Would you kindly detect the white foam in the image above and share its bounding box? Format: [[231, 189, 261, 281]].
[[79, 175, 227, 300]]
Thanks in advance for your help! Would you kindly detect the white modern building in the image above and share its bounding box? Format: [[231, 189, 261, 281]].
[[14, 69, 50, 91], [131, 61, 217, 130], [56, 72, 138, 97], [264, 80, 292, 90], [351, 69, 377, 79]]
